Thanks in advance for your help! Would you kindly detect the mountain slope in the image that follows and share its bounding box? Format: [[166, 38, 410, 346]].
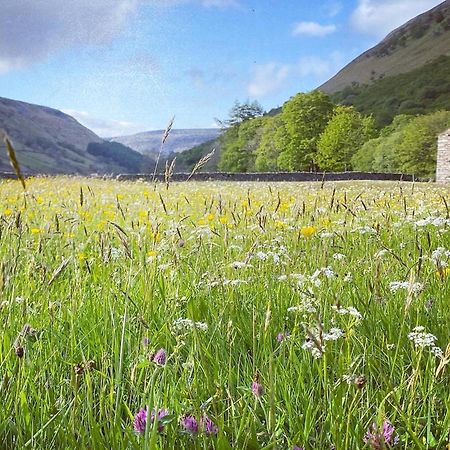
[[0, 97, 152, 174], [332, 55, 450, 126], [320, 0, 450, 94], [111, 128, 221, 157]]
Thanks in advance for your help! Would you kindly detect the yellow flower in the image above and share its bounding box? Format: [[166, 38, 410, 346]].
[[147, 250, 157, 258], [31, 228, 41, 234], [275, 220, 287, 229], [3, 208, 12, 216], [78, 252, 87, 262], [300, 225, 316, 237], [219, 216, 228, 225], [436, 268, 450, 280], [207, 213, 215, 222], [198, 218, 206, 226]]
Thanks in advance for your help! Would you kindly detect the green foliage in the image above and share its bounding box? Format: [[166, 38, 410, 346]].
[[334, 56, 450, 126], [218, 117, 264, 172], [352, 110, 450, 178], [277, 91, 334, 171], [316, 106, 377, 171], [253, 116, 284, 172]]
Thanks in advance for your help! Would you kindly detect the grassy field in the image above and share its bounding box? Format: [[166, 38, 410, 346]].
[[1, 178, 450, 449]]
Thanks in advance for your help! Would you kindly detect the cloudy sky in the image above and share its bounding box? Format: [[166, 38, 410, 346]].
[[0, 0, 444, 136]]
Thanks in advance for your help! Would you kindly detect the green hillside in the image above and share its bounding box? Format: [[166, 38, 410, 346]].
[[333, 55, 450, 126], [320, 1, 450, 94]]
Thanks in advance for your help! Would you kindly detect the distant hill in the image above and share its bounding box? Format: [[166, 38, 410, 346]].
[[320, 0, 450, 94], [0, 96, 153, 174], [110, 128, 221, 157]]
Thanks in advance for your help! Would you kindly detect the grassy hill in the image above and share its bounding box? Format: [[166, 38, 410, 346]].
[[320, 0, 450, 94], [332, 55, 450, 126], [0, 97, 153, 175]]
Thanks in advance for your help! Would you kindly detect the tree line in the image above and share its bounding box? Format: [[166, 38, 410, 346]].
[[216, 93, 450, 179]]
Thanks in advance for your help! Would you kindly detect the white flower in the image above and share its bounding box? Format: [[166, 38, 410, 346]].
[[172, 318, 208, 333], [333, 253, 346, 260], [255, 251, 268, 260], [347, 307, 363, 319], [332, 305, 362, 320], [323, 327, 345, 341], [110, 247, 122, 259], [389, 281, 424, 294], [301, 340, 324, 358], [408, 326, 437, 348], [322, 267, 336, 278]]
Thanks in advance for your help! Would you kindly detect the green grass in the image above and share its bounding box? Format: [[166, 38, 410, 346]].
[[0, 178, 449, 449]]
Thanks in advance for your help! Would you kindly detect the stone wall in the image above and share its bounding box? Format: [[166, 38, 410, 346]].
[[436, 129, 450, 183], [0, 171, 416, 183], [116, 171, 414, 182]]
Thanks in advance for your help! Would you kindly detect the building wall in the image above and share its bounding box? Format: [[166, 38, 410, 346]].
[[437, 129, 450, 183]]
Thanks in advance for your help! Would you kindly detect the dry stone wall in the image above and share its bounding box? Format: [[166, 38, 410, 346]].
[[437, 129, 450, 183]]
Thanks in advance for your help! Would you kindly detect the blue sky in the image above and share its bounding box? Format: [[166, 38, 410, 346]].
[[0, 0, 443, 136]]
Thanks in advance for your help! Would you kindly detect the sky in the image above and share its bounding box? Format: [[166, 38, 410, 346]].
[[0, 0, 444, 137]]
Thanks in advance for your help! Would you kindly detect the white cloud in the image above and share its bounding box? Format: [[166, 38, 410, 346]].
[[63, 109, 146, 138], [292, 21, 337, 37], [0, 0, 239, 74], [247, 52, 345, 98], [351, 0, 443, 38], [247, 63, 290, 97], [0, 0, 141, 73]]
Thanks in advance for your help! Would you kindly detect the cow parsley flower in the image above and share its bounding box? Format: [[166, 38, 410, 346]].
[[389, 281, 424, 294]]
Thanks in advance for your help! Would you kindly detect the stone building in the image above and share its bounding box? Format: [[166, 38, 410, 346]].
[[436, 128, 450, 183]]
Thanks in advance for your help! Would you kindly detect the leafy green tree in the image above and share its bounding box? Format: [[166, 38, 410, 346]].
[[316, 106, 377, 171], [218, 116, 264, 172], [396, 110, 450, 178], [215, 100, 264, 128], [254, 116, 284, 171], [351, 111, 450, 178], [277, 91, 334, 171]]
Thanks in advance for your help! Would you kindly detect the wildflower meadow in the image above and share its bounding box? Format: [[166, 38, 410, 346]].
[[1, 177, 450, 449]]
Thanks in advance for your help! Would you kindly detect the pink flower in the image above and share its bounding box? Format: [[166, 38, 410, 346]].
[[152, 348, 167, 366], [363, 420, 399, 449], [200, 414, 219, 436], [180, 415, 198, 435], [133, 407, 169, 434], [252, 381, 264, 397]]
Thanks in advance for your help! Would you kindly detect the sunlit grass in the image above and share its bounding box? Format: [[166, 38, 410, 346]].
[[1, 177, 449, 449]]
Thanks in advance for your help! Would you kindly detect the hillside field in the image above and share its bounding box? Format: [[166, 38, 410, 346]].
[[1, 178, 450, 449]]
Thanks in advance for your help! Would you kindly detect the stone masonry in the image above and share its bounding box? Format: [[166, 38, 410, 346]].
[[436, 128, 450, 183]]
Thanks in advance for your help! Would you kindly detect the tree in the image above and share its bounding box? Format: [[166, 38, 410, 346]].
[[215, 100, 264, 128], [396, 110, 450, 178], [277, 91, 334, 171], [254, 116, 284, 171], [351, 111, 450, 179], [218, 116, 265, 172], [315, 106, 377, 171]]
